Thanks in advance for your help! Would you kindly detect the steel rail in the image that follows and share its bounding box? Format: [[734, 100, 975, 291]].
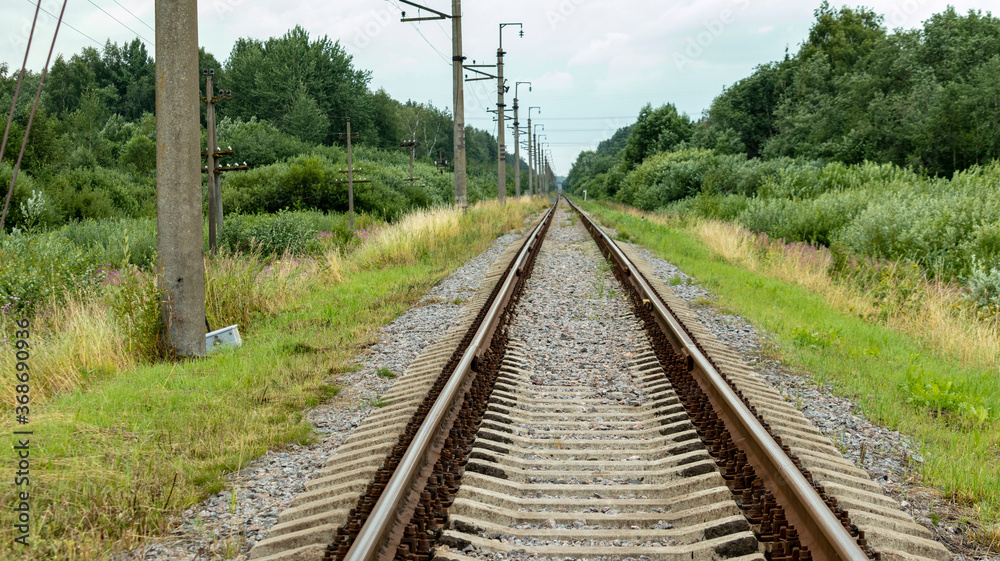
[[565, 197, 868, 561], [343, 203, 557, 561]]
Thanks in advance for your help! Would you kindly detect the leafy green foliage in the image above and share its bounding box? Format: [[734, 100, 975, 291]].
[[222, 26, 370, 144], [621, 103, 693, 169], [118, 134, 156, 174], [219, 210, 320, 256], [899, 361, 993, 426], [965, 257, 1000, 312], [0, 231, 100, 312], [707, 5, 1000, 176]]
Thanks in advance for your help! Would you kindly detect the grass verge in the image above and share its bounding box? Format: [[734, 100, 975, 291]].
[[0, 199, 546, 560], [579, 199, 1000, 545]]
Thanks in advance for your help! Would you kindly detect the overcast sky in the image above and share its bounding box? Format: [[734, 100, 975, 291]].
[[0, 0, 991, 175]]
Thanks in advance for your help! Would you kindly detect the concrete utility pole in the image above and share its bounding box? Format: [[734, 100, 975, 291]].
[[547, 152, 554, 194], [535, 131, 546, 196], [496, 23, 522, 204], [399, 0, 466, 208], [527, 106, 539, 196], [452, 0, 466, 208], [525, 119, 532, 197], [155, 0, 205, 357], [512, 81, 530, 197]]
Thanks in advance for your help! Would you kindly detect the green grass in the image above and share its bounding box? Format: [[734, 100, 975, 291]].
[[0, 199, 546, 560], [580, 200, 1000, 529]]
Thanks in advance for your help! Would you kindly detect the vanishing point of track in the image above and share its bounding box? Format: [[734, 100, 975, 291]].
[[247, 199, 950, 561]]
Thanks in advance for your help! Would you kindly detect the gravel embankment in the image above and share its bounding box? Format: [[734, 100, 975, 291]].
[[451, 207, 755, 560], [120, 232, 524, 561], [630, 244, 994, 560]]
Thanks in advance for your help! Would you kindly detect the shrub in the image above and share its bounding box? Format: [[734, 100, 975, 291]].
[[966, 257, 1000, 313], [220, 210, 319, 256], [0, 231, 99, 313], [46, 166, 155, 223], [0, 163, 40, 233], [58, 217, 157, 267], [118, 134, 156, 174], [99, 264, 163, 360], [217, 116, 336, 167]]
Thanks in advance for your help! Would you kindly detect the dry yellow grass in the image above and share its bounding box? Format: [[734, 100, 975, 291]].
[[0, 299, 135, 405], [323, 248, 345, 284], [693, 218, 1000, 370], [351, 199, 540, 271], [352, 205, 462, 269], [1, 200, 546, 413]]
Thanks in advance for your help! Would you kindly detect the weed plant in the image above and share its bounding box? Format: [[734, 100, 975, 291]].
[[0, 197, 547, 560], [580, 200, 1000, 540], [593, 149, 1000, 299]]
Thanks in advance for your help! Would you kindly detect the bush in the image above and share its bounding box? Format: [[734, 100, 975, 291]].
[[220, 210, 320, 256], [221, 151, 450, 219], [0, 231, 100, 313], [217, 116, 335, 167], [58, 217, 157, 267], [966, 257, 1000, 312], [118, 134, 156, 174], [46, 166, 155, 223]]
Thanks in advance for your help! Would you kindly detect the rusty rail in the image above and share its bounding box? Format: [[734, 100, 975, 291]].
[[340, 202, 557, 561], [565, 196, 869, 561]]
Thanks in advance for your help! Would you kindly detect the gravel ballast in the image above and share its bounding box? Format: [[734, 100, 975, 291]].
[[119, 232, 524, 561], [629, 243, 995, 560]]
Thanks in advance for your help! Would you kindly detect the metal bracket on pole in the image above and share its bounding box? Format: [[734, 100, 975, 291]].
[[398, 0, 451, 21]]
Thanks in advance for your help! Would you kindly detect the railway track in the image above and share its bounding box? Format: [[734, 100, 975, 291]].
[[248, 199, 950, 561]]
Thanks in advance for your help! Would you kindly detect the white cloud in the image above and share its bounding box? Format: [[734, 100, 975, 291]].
[[535, 71, 574, 91], [0, 0, 991, 176], [568, 33, 629, 66]]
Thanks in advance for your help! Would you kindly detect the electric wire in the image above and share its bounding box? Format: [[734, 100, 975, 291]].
[[23, 0, 102, 47], [386, 0, 451, 65], [85, 0, 154, 46], [0, 0, 42, 227], [1, 0, 67, 231], [110, 0, 154, 33]]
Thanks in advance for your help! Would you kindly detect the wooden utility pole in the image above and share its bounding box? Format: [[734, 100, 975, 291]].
[[399, 0, 466, 208], [346, 119, 355, 228], [201, 69, 237, 252], [155, 0, 205, 357], [334, 118, 368, 231], [435, 149, 448, 174], [401, 134, 421, 182], [204, 70, 218, 249]]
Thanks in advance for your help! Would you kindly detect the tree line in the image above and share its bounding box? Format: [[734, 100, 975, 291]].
[[0, 25, 514, 233], [566, 2, 1000, 197], [563, 4, 1000, 289]]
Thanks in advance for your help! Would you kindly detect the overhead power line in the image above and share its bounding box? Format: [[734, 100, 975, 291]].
[[387, 0, 451, 65], [85, 0, 154, 46], [110, 0, 154, 33], [24, 0, 102, 47]]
